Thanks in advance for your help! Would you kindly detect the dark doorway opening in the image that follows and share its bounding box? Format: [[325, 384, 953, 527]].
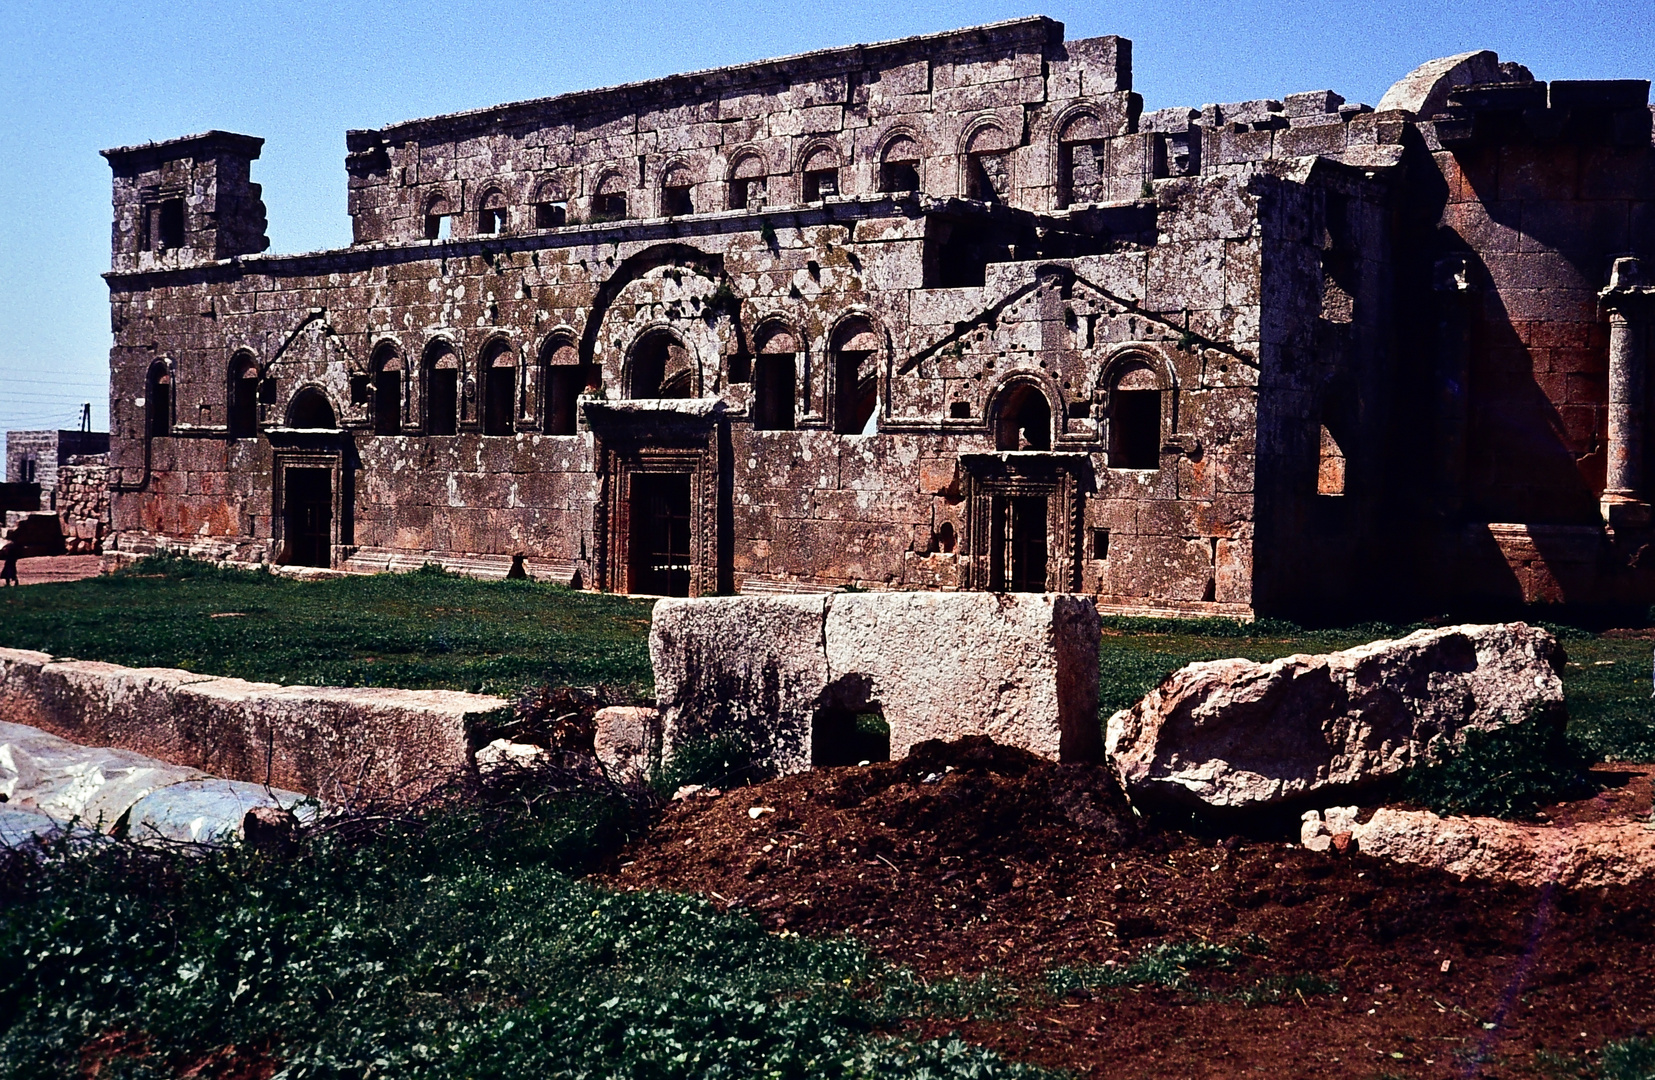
[[284, 467, 332, 568], [752, 354, 796, 430], [229, 369, 258, 438], [811, 705, 890, 767], [991, 494, 1048, 592], [427, 368, 458, 435], [374, 371, 401, 435], [484, 364, 515, 435], [629, 473, 692, 596], [833, 352, 876, 434], [1110, 389, 1162, 469], [546, 366, 584, 435]]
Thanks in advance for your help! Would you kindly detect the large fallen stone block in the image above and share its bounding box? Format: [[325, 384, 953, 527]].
[[0, 648, 510, 802], [651, 592, 1100, 774], [1104, 623, 1566, 811]]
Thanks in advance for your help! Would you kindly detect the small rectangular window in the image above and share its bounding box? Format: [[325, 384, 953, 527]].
[[594, 193, 627, 220], [479, 207, 506, 234], [949, 401, 971, 419], [157, 198, 185, 250], [350, 374, 372, 406], [535, 201, 567, 228], [424, 214, 452, 241], [1091, 527, 1110, 561], [662, 185, 693, 216], [804, 168, 839, 201]]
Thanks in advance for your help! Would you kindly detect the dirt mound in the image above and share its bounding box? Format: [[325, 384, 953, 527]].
[[605, 738, 1655, 1077]]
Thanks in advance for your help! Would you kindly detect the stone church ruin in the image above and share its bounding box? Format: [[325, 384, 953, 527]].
[[100, 18, 1655, 615]]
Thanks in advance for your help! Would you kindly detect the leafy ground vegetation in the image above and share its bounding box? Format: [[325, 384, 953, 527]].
[[2, 558, 1655, 1076]]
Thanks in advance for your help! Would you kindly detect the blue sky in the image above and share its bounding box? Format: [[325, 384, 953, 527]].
[[0, 0, 1649, 451]]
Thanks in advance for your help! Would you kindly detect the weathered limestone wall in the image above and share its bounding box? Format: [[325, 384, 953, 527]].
[[651, 592, 1101, 773], [56, 456, 111, 554], [343, 19, 1132, 243], [97, 18, 1655, 616], [0, 647, 508, 802]]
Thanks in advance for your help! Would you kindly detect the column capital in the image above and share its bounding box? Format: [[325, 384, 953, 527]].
[[1600, 256, 1655, 319]]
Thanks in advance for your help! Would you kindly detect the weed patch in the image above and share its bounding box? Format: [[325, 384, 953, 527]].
[[0, 787, 1052, 1079], [1404, 709, 1598, 820]]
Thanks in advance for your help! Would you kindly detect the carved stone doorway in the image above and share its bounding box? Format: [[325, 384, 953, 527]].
[[283, 466, 333, 567], [629, 473, 693, 596], [960, 452, 1090, 593]]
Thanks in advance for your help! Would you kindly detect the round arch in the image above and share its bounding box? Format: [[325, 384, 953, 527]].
[[1100, 347, 1175, 470], [986, 374, 1057, 451], [827, 312, 884, 435], [624, 325, 698, 399], [146, 358, 174, 438], [539, 330, 591, 435], [478, 336, 520, 435], [285, 385, 338, 430], [227, 349, 260, 438]]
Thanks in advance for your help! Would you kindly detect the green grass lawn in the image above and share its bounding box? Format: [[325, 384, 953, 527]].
[[2, 554, 1651, 760], [0, 555, 656, 701]]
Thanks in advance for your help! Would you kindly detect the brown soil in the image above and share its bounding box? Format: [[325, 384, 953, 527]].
[[602, 738, 1655, 1079]]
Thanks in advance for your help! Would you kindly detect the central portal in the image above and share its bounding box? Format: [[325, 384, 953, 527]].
[[283, 466, 333, 567], [991, 494, 1049, 592], [629, 473, 692, 596]]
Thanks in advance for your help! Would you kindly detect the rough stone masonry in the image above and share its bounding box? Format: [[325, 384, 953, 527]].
[[99, 19, 1655, 617]]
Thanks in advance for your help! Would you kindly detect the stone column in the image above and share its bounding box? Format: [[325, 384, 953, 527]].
[[1600, 257, 1653, 528]]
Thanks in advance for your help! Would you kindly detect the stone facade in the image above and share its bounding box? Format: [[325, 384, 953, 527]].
[[5, 430, 109, 506], [99, 20, 1655, 615]]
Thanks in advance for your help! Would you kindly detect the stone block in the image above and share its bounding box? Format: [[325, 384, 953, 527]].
[[593, 705, 661, 782], [824, 592, 1101, 762], [1105, 623, 1566, 811], [0, 648, 507, 802], [649, 592, 1101, 775]]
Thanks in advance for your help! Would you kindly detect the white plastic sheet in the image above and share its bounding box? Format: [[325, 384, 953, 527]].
[[0, 721, 312, 846]]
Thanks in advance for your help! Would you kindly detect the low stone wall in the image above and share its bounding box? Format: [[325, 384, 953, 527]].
[[56, 457, 110, 555], [0, 648, 509, 802], [651, 592, 1101, 774]]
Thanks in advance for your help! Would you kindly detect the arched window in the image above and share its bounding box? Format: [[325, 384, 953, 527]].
[[533, 178, 568, 228], [424, 342, 459, 435], [593, 173, 628, 220], [801, 147, 840, 202], [1056, 113, 1105, 208], [752, 324, 798, 431], [477, 189, 508, 235], [628, 330, 694, 399], [1108, 362, 1163, 470], [728, 153, 767, 210], [661, 164, 693, 216], [878, 135, 921, 193], [481, 341, 517, 435], [992, 381, 1053, 451], [831, 319, 880, 435], [543, 339, 592, 435], [372, 346, 403, 436], [287, 387, 337, 429], [963, 125, 1011, 203], [146, 361, 172, 438], [423, 194, 453, 240], [228, 353, 259, 438]]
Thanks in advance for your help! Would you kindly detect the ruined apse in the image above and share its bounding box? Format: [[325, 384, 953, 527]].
[[101, 18, 1655, 616]]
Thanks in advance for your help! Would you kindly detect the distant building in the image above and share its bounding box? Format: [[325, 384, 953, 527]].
[[96, 17, 1655, 615], [6, 430, 111, 507]]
